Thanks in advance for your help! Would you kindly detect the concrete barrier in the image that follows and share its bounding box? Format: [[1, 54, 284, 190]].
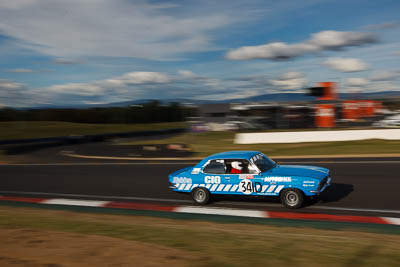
[[235, 129, 400, 144]]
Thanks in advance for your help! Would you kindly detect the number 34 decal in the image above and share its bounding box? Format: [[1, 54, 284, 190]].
[[239, 180, 262, 195]]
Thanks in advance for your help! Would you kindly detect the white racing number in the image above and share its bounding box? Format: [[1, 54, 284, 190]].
[[239, 179, 262, 195], [205, 176, 221, 184]]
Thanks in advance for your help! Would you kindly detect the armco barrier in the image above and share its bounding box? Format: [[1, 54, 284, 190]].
[[0, 128, 185, 146], [3, 141, 66, 155], [1, 128, 186, 155], [235, 129, 400, 144]]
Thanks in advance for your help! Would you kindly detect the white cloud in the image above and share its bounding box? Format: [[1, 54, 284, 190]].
[[119, 72, 170, 84], [226, 42, 317, 60], [0, 0, 36, 10], [176, 70, 221, 88], [308, 31, 377, 49], [226, 30, 377, 60], [370, 70, 400, 81], [0, 79, 29, 107], [362, 22, 400, 31], [7, 68, 35, 73], [43, 71, 170, 97], [0, 79, 24, 90], [45, 83, 105, 96], [103, 79, 126, 87], [323, 57, 369, 72], [52, 58, 82, 65], [203, 78, 221, 88], [345, 78, 369, 87], [342, 76, 400, 93], [270, 72, 307, 90], [367, 81, 400, 92], [177, 70, 197, 79], [33, 69, 233, 105], [0, 0, 237, 60]]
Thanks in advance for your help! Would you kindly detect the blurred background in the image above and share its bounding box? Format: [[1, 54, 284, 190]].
[[1, 1, 400, 142], [1, 2, 400, 266], [1, 80, 399, 136]]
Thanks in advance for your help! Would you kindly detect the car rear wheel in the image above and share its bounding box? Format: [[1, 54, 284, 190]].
[[192, 187, 210, 205], [280, 188, 304, 209]]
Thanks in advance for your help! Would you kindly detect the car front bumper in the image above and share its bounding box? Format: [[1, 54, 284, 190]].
[[310, 177, 331, 194]]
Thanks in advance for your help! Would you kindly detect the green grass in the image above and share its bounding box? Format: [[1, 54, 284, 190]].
[[1, 206, 400, 267], [0, 121, 185, 140], [118, 131, 400, 156], [1, 121, 399, 156]]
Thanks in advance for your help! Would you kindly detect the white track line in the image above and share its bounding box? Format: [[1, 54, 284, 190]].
[[309, 206, 400, 214], [383, 217, 400, 225], [215, 200, 400, 214], [175, 206, 266, 218], [0, 191, 192, 203], [42, 198, 110, 207], [2, 190, 400, 215]]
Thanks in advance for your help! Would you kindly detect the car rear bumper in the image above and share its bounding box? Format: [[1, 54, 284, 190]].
[[169, 182, 178, 189]]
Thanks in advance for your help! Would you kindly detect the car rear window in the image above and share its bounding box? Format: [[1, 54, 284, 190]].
[[203, 161, 226, 174]]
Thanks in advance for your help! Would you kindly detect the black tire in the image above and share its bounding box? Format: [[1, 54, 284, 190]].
[[192, 187, 210, 205], [280, 188, 304, 209]]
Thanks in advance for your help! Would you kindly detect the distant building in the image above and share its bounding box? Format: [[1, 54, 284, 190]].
[[198, 103, 232, 123]]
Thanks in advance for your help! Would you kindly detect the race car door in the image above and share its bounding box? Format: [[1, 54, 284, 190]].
[[250, 154, 286, 196], [201, 159, 262, 195], [201, 159, 232, 194], [227, 159, 264, 196]]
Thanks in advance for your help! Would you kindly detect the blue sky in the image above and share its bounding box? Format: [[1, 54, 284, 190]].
[[0, 0, 400, 107]]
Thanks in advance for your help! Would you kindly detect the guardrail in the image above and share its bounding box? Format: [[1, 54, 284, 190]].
[[234, 129, 400, 144]]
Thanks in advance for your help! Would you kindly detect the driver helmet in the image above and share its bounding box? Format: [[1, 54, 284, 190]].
[[231, 161, 243, 170]]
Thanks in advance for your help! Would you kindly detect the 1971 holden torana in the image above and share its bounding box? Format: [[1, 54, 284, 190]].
[[169, 151, 331, 208]]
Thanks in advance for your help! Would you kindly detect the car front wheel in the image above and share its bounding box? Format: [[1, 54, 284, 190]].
[[192, 187, 210, 205], [280, 188, 304, 209]]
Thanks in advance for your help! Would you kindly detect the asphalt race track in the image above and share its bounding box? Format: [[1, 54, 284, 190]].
[[1, 157, 400, 218]]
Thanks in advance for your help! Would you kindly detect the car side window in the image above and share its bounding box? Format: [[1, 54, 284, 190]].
[[225, 159, 258, 174], [203, 160, 226, 174], [240, 159, 259, 174]]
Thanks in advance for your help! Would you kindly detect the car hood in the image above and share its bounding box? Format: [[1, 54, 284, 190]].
[[268, 165, 329, 180]]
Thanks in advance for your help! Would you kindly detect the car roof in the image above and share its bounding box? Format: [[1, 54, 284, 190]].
[[205, 151, 261, 160]]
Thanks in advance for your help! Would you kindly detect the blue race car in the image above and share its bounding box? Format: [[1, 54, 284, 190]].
[[169, 151, 331, 208]]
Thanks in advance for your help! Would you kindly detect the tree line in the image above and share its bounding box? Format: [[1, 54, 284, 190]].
[[0, 101, 197, 124]]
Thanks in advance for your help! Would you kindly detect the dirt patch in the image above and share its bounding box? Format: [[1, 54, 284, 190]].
[[0, 228, 201, 267]]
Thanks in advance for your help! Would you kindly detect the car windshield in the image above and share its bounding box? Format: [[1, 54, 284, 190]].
[[252, 154, 276, 172]]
